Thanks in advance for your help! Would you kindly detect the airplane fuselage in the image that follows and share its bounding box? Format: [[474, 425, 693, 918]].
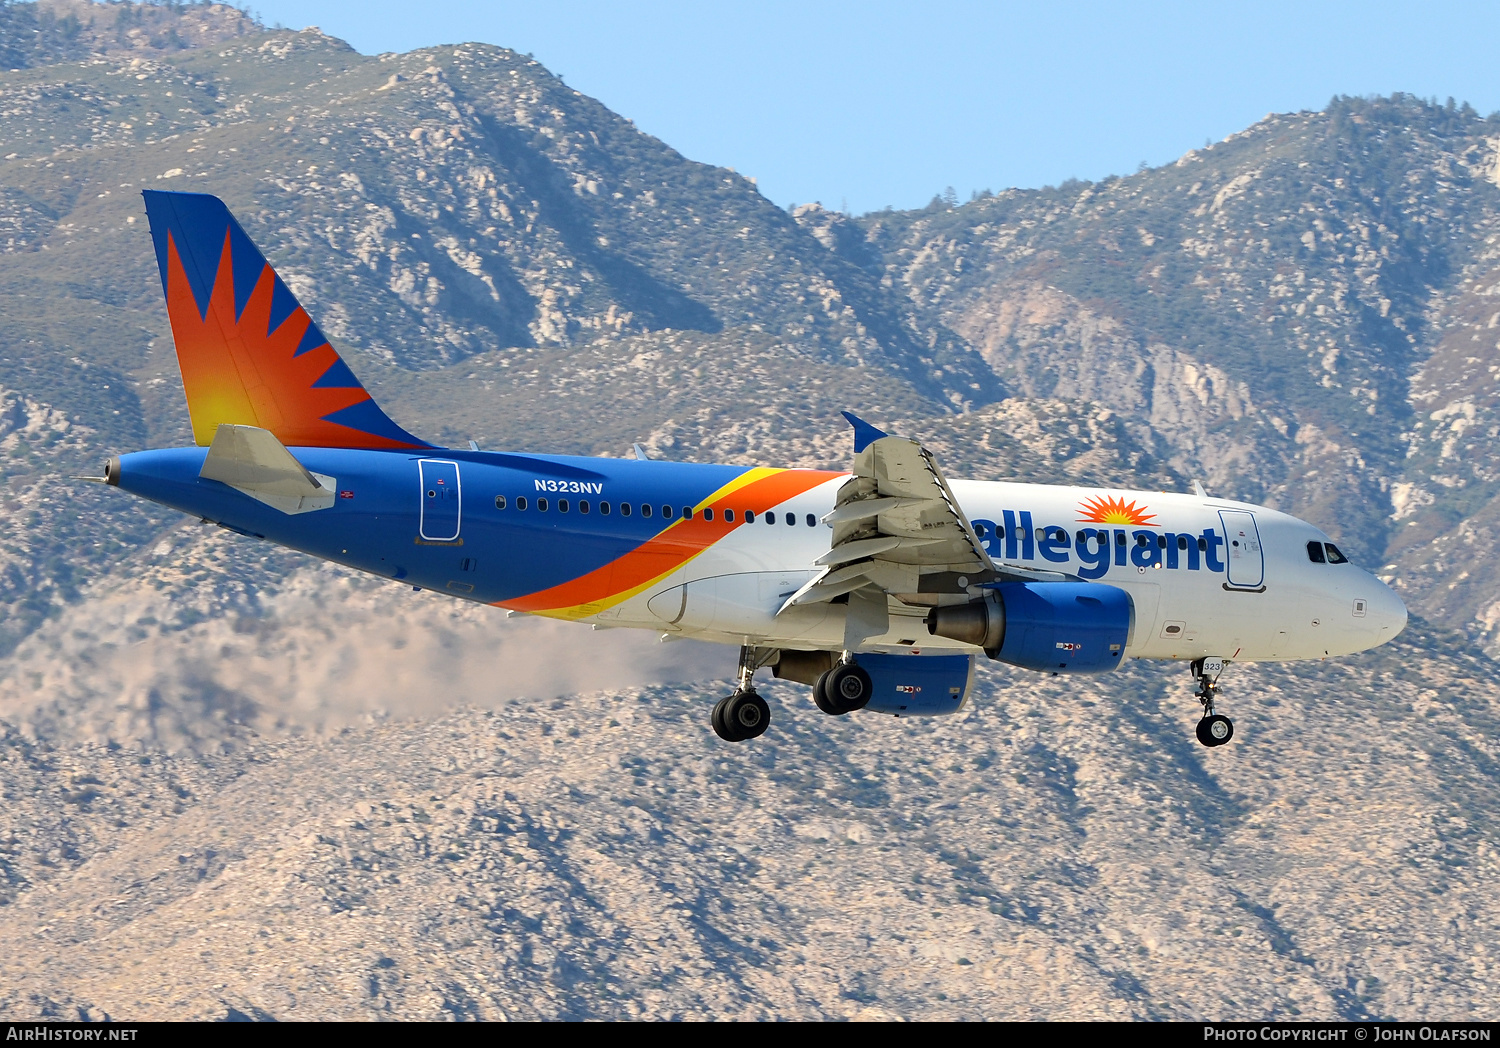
[[112, 189, 1410, 746], [113, 445, 1407, 666]]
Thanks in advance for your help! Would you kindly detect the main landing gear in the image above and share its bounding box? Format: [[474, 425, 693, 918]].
[[712, 646, 775, 743], [813, 656, 871, 717], [1192, 656, 1235, 748]]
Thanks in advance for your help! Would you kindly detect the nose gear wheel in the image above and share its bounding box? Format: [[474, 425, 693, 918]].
[[1196, 714, 1234, 747]]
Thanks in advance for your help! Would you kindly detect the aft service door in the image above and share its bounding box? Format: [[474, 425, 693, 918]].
[[419, 459, 461, 541], [1218, 509, 1263, 589]]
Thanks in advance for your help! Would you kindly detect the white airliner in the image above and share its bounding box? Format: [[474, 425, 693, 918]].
[[103, 191, 1410, 750], [580, 415, 1408, 746]]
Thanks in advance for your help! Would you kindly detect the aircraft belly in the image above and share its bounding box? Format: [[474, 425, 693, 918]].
[[1129, 574, 1266, 661], [645, 571, 827, 636]]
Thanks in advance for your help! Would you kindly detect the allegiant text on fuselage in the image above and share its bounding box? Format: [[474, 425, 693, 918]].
[[971, 512, 1227, 580]]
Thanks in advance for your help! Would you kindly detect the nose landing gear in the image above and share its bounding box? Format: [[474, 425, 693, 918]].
[[712, 646, 776, 742], [1192, 657, 1235, 748], [1196, 713, 1234, 747]]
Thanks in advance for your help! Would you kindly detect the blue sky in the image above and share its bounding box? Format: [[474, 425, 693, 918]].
[[248, 1, 1500, 214]]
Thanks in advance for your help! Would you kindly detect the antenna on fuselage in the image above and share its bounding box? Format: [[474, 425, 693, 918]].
[[1192, 479, 1209, 498], [631, 443, 651, 461]]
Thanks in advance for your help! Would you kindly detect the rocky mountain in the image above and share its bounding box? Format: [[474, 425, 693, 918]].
[[1, 0, 1498, 1021], [1, 622, 1498, 1021], [837, 101, 1500, 647]]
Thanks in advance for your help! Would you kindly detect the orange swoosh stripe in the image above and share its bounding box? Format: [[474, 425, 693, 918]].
[[500, 467, 843, 619]]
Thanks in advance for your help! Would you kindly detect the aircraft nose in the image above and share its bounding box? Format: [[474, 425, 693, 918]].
[[1370, 577, 1408, 639]]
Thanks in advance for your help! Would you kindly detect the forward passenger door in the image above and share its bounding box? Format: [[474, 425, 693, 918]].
[[1219, 510, 1264, 589]]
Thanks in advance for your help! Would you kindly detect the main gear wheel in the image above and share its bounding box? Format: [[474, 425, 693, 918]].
[[712, 689, 770, 742]]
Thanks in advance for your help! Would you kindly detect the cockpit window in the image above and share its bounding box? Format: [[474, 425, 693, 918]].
[[1324, 543, 1349, 564], [1306, 540, 1326, 564]]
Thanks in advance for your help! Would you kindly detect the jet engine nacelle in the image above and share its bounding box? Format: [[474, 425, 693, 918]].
[[860, 653, 976, 716], [925, 581, 1130, 674]]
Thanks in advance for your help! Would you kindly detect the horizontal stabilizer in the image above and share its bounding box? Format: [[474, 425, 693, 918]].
[[199, 424, 336, 514]]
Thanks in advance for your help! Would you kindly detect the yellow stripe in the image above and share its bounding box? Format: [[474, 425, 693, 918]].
[[529, 468, 785, 621]]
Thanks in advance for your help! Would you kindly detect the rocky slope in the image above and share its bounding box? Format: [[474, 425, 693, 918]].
[[1, 626, 1497, 1021]]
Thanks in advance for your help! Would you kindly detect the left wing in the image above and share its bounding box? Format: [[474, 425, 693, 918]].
[[782, 414, 1073, 647], [783, 414, 1060, 646]]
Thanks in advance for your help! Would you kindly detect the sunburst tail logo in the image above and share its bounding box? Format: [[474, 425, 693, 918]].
[[1077, 495, 1158, 527], [142, 190, 430, 450]]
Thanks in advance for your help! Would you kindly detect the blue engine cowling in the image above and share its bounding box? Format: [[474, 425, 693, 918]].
[[926, 581, 1131, 674], [858, 653, 975, 716], [996, 581, 1130, 673]]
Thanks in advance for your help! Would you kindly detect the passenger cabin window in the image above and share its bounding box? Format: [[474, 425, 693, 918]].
[[974, 523, 986, 537], [516, 496, 528, 511], [1307, 540, 1326, 564], [806, 514, 816, 527], [495, 496, 507, 510], [600, 501, 610, 515], [704, 508, 714, 521], [724, 509, 735, 522], [537, 497, 548, 512], [662, 505, 674, 519], [580, 501, 589, 514], [1325, 543, 1349, 564], [765, 512, 775, 525], [641, 504, 652, 518], [558, 499, 569, 513], [683, 507, 693, 520], [621, 503, 631, 516], [745, 510, 756, 523]]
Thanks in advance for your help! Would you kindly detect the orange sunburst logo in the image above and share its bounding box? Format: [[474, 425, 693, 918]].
[[162, 227, 426, 450], [1077, 495, 1157, 527]]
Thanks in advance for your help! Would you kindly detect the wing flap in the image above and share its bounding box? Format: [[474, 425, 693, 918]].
[[785, 418, 998, 621]]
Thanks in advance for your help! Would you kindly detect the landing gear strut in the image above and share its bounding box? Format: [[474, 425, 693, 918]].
[[1192, 656, 1234, 748], [813, 655, 872, 716], [712, 646, 775, 742]]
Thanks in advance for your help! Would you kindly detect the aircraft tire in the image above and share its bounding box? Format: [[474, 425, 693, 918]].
[[828, 663, 873, 714], [712, 696, 736, 741], [813, 670, 843, 716], [1196, 714, 1234, 748], [724, 690, 770, 740]]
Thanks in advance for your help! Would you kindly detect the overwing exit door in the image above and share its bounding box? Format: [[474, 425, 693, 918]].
[[1218, 509, 1263, 588], [419, 459, 461, 541]]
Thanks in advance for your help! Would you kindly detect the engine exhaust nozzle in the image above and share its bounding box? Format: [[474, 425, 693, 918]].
[[925, 594, 1005, 651]]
